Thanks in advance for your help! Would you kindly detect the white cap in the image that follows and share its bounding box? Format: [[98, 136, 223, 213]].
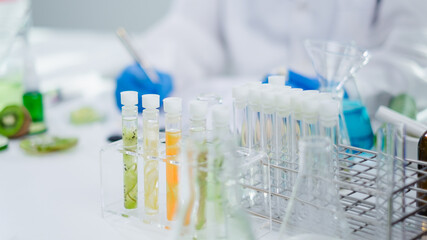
[[248, 85, 262, 106], [121, 91, 138, 106], [212, 105, 229, 126], [290, 90, 304, 110], [163, 97, 182, 114], [302, 96, 320, 123], [318, 92, 333, 101], [189, 100, 208, 120], [232, 85, 249, 103], [304, 90, 319, 94], [142, 94, 160, 109], [275, 90, 292, 114], [290, 88, 303, 92], [261, 85, 275, 108], [319, 100, 339, 126], [245, 81, 262, 88], [268, 75, 286, 86]]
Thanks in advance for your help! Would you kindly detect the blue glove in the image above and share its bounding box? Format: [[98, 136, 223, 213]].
[[262, 70, 320, 90], [115, 62, 173, 112]]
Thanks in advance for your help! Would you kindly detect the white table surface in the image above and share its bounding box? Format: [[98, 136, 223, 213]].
[[0, 28, 261, 240]]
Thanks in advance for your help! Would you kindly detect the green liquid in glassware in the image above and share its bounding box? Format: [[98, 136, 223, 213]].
[[0, 77, 23, 110], [23, 91, 44, 122]]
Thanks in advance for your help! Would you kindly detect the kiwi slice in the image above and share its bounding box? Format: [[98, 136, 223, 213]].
[[0, 105, 31, 138], [20, 135, 78, 154]]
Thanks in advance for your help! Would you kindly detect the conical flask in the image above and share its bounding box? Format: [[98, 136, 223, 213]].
[[173, 131, 255, 240], [305, 40, 370, 146], [279, 137, 350, 240]]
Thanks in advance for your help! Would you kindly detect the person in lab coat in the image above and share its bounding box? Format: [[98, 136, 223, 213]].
[[116, 0, 427, 115]]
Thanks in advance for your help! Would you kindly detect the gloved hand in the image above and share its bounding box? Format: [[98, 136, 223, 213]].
[[262, 70, 320, 90], [115, 62, 173, 112]]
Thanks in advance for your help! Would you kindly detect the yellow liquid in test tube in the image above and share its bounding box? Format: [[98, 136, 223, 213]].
[[144, 120, 159, 215], [166, 130, 181, 221]]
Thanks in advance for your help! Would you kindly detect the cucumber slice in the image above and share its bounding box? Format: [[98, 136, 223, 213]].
[[70, 107, 104, 125], [0, 135, 8, 151], [29, 122, 47, 135]]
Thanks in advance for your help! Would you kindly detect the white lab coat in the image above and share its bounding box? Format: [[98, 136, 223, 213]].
[[138, 0, 427, 115]]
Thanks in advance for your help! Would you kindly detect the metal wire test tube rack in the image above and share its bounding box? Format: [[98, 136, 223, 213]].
[[239, 143, 427, 240]]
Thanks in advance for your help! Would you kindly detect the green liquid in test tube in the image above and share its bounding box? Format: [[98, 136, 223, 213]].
[[121, 91, 139, 209], [189, 100, 208, 230]]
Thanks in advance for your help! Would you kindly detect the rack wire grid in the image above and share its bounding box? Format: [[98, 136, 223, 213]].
[[240, 144, 427, 240]]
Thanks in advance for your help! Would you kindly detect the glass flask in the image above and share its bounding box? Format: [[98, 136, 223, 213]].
[[279, 137, 350, 240], [305, 40, 370, 146], [173, 119, 255, 239], [0, 0, 30, 109], [342, 76, 374, 149]]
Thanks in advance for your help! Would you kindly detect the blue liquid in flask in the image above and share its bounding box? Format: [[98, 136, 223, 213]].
[[343, 100, 374, 150]]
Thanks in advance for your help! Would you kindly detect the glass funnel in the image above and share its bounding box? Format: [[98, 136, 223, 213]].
[[305, 40, 370, 146], [304, 40, 370, 97], [0, 0, 30, 67], [279, 137, 350, 240]]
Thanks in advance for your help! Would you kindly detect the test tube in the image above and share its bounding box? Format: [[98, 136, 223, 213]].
[[189, 100, 208, 137], [121, 91, 139, 209], [289, 88, 304, 192], [261, 85, 275, 159], [301, 90, 320, 137], [189, 100, 209, 230], [246, 83, 266, 213], [142, 94, 160, 220], [232, 85, 249, 148], [319, 100, 340, 145], [260, 85, 276, 214], [248, 83, 262, 151], [319, 100, 340, 177], [273, 88, 293, 218], [163, 97, 182, 223], [290, 88, 304, 164]]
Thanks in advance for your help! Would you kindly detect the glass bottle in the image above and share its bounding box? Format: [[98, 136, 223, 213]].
[[417, 130, 427, 216], [21, 12, 45, 133], [279, 137, 350, 240]]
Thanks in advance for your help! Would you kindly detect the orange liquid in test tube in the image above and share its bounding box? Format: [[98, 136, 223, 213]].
[[166, 130, 181, 221]]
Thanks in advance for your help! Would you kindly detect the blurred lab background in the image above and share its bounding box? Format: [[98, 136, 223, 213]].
[[33, 0, 172, 32]]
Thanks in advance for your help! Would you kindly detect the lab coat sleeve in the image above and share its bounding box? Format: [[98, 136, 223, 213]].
[[135, 0, 226, 94], [356, 0, 427, 116]]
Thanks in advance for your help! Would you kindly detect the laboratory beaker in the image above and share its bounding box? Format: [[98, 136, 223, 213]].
[[305, 40, 370, 146], [279, 136, 350, 240]]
